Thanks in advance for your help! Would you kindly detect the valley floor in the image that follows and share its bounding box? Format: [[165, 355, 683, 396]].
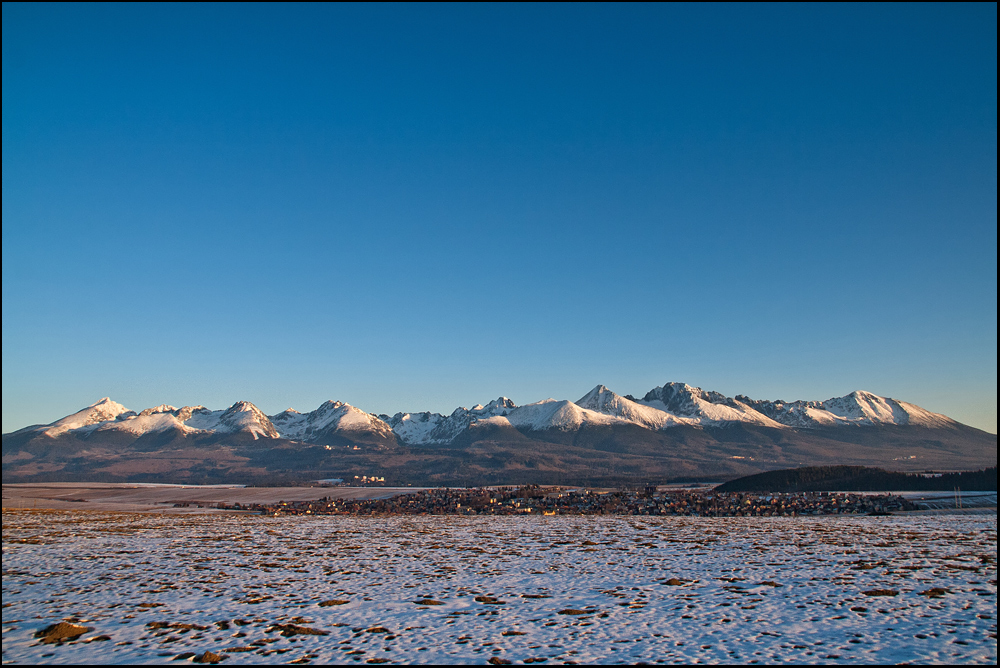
[[1, 483, 415, 513], [1, 511, 995, 664]]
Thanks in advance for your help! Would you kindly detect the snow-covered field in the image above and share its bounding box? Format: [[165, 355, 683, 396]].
[[2, 511, 995, 664]]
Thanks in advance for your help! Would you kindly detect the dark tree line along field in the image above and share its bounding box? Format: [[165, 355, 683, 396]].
[[715, 466, 998, 493]]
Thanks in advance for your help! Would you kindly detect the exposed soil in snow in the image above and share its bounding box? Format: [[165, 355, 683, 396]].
[[2, 510, 995, 664]]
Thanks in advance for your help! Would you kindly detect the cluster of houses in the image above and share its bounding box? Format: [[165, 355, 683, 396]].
[[236, 486, 915, 517]]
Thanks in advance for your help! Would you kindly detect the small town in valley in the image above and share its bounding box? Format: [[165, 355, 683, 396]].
[[237, 486, 915, 517]]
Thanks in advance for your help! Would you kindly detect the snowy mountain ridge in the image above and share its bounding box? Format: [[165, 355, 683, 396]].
[[382, 397, 517, 445], [9, 383, 961, 446], [272, 400, 395, 442]]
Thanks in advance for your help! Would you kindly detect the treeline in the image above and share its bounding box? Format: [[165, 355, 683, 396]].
[[715, 466, 997, 492]]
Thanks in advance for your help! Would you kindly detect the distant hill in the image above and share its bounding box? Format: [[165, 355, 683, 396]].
[[3, 383, 996, 485], [715, 466, 998, 492]]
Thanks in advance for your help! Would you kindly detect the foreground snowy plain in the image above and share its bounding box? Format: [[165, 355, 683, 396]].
[[2, 511, 995, 664]]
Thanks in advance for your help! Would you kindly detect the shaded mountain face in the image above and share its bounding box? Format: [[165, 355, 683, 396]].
[[3, 384, 992, 485]]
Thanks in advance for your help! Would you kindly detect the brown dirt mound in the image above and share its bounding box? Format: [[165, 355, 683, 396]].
[[34, 622, 92, 644], [267, 624, 329, 637]]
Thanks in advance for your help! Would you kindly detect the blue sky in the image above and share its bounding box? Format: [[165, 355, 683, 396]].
[[3, 3, 996, 433]]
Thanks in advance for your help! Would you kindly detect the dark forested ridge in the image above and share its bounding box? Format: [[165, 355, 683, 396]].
[[4, 416, 996, 487], [715, 466, 998, 492]]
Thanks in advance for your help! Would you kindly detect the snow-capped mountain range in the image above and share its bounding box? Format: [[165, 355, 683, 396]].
[[10, 382, 959, 446]]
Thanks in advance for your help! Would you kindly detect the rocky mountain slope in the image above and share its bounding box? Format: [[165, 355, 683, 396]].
[[3, 383, 994, 485]]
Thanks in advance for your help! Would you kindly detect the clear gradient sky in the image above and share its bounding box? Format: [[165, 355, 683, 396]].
[[2, 3, 997, 434]]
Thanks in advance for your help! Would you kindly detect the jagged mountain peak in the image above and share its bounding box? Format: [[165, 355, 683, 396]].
[[388, 396, 520, 445], [715, 388, 957, 429], [218, 400, 271, 422], [268, 400, 393, 442], [206, 401, 279, 439], [644, 381, 729, 406], [90, 397, 121, 408], [478, 396, 516, 412], [172, 405, 210, 422], [493, 397, 633, 432], [575, 384, 694, 430], [41, 397, 134, 437], [86, 397, 131, 415], [641, 382, 785, 428], [226, 400, 262, 413], [576, 384, 621, 406], [803, 390, 952, 427], [138, 404, 177, 417]]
